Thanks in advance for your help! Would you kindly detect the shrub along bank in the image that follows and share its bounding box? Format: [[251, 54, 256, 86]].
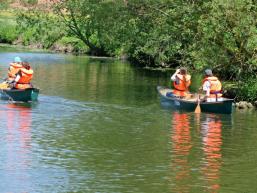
[[222, 77, 257, 108], [235, 77, 257, 108]]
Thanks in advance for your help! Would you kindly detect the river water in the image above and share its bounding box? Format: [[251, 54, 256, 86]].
[[0, 50, 256, 193]]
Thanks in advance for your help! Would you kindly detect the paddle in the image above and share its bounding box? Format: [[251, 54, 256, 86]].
[[194, 94, 201, 113]]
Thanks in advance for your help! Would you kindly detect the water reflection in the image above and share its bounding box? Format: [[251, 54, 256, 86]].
[[1, 103, 32, 192], [170, 112, 225, 192], [170, 112, 192, 192], [201, 114, 223, 193]]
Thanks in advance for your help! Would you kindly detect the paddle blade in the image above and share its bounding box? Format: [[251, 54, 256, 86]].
[[194, 104, 201, 113]]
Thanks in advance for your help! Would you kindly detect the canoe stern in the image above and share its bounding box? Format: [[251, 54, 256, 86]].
[[0, 88, 39, 102]]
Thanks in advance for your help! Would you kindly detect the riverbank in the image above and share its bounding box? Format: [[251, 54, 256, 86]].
[[222, 82, 257, 110]]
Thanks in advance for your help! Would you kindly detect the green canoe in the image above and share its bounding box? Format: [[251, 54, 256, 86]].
[[0, 87, 39, 102], [157, 86, 233, 114]]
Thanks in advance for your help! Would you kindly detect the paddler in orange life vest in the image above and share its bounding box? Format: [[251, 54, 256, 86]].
[[171, 67, 191, 97], [10, 61, 34, 89], [201, 69, 222, 102], [7, 56, 23, 82]]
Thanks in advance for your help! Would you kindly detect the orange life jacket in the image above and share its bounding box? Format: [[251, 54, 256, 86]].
[[15, 68, 33, 89], [202, 76, 222, 98], [8, 62, 23, 80], [173, 89, 188, 97], [173, 74, 191, 96]]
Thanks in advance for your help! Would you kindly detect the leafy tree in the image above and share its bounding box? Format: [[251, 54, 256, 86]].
[[16, 9, 65, 48], [194, 0, 257, 79], [117, 0, 209, 67], [54, 0, 125, 56]]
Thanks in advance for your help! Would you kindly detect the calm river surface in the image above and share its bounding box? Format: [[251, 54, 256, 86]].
[[0, 49, 256, 193]]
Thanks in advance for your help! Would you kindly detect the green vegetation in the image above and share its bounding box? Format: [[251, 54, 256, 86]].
[[0, 0, 256, 102], [52, 0, 256, 78], [237, 77, 257, 103], [20, 0, 38, 6], [56, 37, 89, 53], [54, 0, 125, 56], [16, 10, 64, 48], [0, 11, 19, 43], [195, 0, 257, 79], [0, 0, 11, 10], [0, 23, 18, 44]]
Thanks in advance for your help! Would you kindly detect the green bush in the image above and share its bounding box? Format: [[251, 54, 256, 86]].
[[21, 27, 37, 46], [57, 37, 89, 53], [0, 22, 18, 43], [237, 76, 257, 103], [0, 2, 9, 10], [16, 9, 65, 49]]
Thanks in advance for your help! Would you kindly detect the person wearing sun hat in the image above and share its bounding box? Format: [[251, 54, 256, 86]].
[[14, 56, 22, 63], [7, 56, 23, 81]]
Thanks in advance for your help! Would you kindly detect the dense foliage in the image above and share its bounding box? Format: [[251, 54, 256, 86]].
[[16, 9, 67, 48], [0, 0, 256, 80], [54, 0, 127, 56], [52, 0, 256, 79], [0, 10, 19, 43], [0, 22, 18, 44], [236, 75, 257, 102], [195, 0, 257, 79]]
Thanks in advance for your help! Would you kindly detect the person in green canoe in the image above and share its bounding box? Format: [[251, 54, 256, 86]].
[[10, 61, 34, 89], [170, 67, 191, 97], [201, 69, 222, 102], [7, 56, 23, 82]]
